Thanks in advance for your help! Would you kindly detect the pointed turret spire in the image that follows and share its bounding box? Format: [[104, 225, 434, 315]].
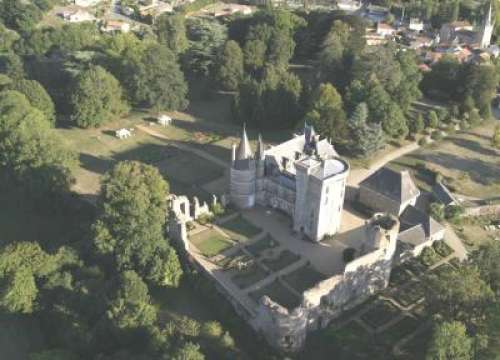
[[255, 134, 265, 160], [235, 124, 253, 160]]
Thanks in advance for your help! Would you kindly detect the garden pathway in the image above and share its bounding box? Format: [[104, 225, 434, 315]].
[[136, 124, 229, 169], [347, 142, 420, 186]]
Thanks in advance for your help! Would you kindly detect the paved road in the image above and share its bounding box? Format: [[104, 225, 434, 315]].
[[347, 142, 420, 186]]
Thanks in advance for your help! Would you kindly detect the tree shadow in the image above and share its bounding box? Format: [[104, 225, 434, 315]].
[[79, 153, 112, 176], [446, 136, 499, 157], [410, 151, 500, 186]]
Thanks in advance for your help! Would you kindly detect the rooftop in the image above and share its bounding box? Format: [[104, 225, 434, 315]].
[[359, 167, 420, 204]]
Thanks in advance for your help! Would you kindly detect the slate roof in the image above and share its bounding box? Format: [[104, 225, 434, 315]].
[[359, 167, 420, 204], [432, 181, 457, 206], [399, 205, 444, 238], [398, 225, 428, 246]]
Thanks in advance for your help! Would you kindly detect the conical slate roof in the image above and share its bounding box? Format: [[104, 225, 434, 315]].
[[236, 124, 253, 160], [255, 134, 265, 160]]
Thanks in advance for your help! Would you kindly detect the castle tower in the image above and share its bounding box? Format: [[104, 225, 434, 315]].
[[230, 125, 256, 209], [478, 0, 495, 49]]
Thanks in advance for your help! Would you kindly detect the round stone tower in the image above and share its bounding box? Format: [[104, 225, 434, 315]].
[[230, 125, 257, 209]]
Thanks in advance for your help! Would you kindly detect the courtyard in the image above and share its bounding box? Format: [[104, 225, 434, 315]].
[[185, 205, 371, 315]]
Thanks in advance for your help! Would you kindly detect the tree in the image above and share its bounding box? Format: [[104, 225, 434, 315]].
[[410, 113, 425, 134], [29, 349, 79, 360], [184, 18, 227, 77], [171, 342, 205, 360], [0, 52, 25, 80], [154, 14, 188, 54], [347, 102, 385, 156], [243, 39, 267, 72], [303, 83, 347, 145], [71, 66, 128, 128], [93, 161, 182, 287], [0, 0, 43, 34], [0, 242, 73, 313], [429, 202, 445, 221], [492, 125, 500, 149], [107, 271, 157, 330], [464, 64, 497, 119], [426, 321, 472, 360], [425, 265, 494, 327], [216, 40, 244, 91], [472, 241, 500, 294], [9, 79, 56, 125], [233, 67, 302, 130], [0, 90, 76, 195], [427, 111, 439, 128], [128, 44, 188, 111]]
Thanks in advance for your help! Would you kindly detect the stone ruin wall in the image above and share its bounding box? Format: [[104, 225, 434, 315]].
[[252, 214, 400, 352]]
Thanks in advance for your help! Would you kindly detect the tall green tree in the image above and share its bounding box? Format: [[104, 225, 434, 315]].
[[70, 66, 129, 128], [9, 79, 56, 125], [426, 321, 472, 360], [0, 90, 76, 194], [154, 13, 189, 54], [347, 102, 385, 156], [216, 40, 244, 91], [107, 270, 157, 330], [93, 161, 182, 287], [303, 83, 347, 145]]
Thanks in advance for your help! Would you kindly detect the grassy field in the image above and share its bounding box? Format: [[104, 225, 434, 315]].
[[387, 121, 500, 197], [249, 280, 301, 310], [218, 215, 262, 242], [282, 264, 327, 293], [189, 229, 233, 257]]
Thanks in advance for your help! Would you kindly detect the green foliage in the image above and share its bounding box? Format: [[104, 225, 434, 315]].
[[210, 202, 225, 217], [425, 265, 494, 326], [29, 349, 79, 360], [420, 246, 440, 267], [70, 66, 129, 128], [0, 90, 76, 195], [0, 0, 43, 34], [492, 125, 500, 149], [107, 270, 157, 330], [233, 66, 302, 130], [472, 241, 500, 293], [154, 14, 189, 54], [216, 40, 244, 91], [0, 242, 73, 314], [0, 23, 20, 52], [410, 113, 425, 134], [303, 83, 347, 146], [444, 204, 464, 223], [171, 342, 205, 360], [9, 79, 55, 125], [427, 111, 439, 128], [343, 248, 356, 263], [126, 43, 188, 111], [93, 161, 182, 287], [0, 52, 25, 80], [431, 130, 443, 141], [347, 102, 385, 156], [184, 18, 227, 77], [201, 321, 223, 339], [429, 202, 445, 222], [426, 321, 472, 360]]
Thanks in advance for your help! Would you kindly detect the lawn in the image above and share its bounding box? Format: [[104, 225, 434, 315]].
[[249, 280, 301, 310], [244, 234, 279, 257], [387, 122, 500, 198], [230, 263, 269, 289], [378, 315, 420, 347], [261, 250, 301, 272], [360, 300, 402, 330], [189, 229, 233, 257], [282, 264, 327, 293], [392, 280, 425, 308], [218, 215, 262, 242]]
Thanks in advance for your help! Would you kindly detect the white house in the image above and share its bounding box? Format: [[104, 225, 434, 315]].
[[101, 20, 131, 33], [61, 9, 96, 23], [376, 22, 396, 37], [409, 18, 424, 32], [157, 114, 172, 127], [74, 0, 101, 7], [115, 128, 132, 139], [336, 0, 362, 13]]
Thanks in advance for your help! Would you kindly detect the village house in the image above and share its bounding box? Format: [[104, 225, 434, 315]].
[[376, 22, 396, 37], [101, 20, 131, 33], [60, 9, 96, 23], [408, 18, 424, 32]]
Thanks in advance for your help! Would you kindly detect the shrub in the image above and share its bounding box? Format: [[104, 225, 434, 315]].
[[201, 321, 223, 339], [343, 248, 356, 263], [197, 213, 214, 225], [432, 240, 453, 257], [429, 202, 445, 221], [186, 221, 195, 231], [419, 246, 440, 267], [445, 205, 464, 224], [418, 137, 428, 146], [211, 202, 225, 217], [176, 316, 201, 337], [430, 130, 443, 141]]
